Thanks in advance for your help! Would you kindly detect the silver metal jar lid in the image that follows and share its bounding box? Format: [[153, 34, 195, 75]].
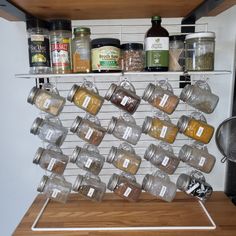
[[30, 117, 43, 134], [27, 86, 39, 104], [107, 173, 119, 191], [142, 174, 152, 192], [185, 32, 215, 41], [107, 117, 117, 134], [142, 116, 152, 134], [177, 115, 190, 133], [176, 173, 191, 191], [179, 84, 193, 102], [178, 145, 192, 162], [37, 175, 49, 192], [33, 147, 44, 164], [106, 146, 117, 163], [142, 83, 155, 101], [67, 84, 79, 102], [70, 146, 82, 163], [70, 116, 83, 133], [72, 175, 84, 191], [144, 144, 156, 161], [105, 83, 117, 101]]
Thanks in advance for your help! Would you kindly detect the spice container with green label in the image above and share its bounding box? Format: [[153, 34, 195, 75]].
[[73, 174, 106, 202], [105, 80, 141, 114], [145, 16, 169, 71], [91, 38, 121, 72], [107, 143, 141, 175], [26, 17, 50, 74], [70, 115, 106, 146], [108, 173, 142, 201], [70, 145, 105, 175], [33, 147, 69, 175]]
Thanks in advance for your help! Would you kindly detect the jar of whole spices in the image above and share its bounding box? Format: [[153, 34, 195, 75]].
[[142, 81, 179, 114], [105, 80, 141, 114], [37, 174, 72, 203], [70, 115, 106, 146], [108, 173, 142, 201], [121, 43, 144, 72], [30, 117, 68, 146], [180, 80, 219, 114], [73, 174, 106, 202], [33, 147, 69, 175], [67, 82, 104, 116], [27, 84, 66, 116], [144, 143, 180, 175], [49, 19, 72, 74], [107, 113, 142, 145], [70, 145, 105, 175], [107, 143, 142, 175]]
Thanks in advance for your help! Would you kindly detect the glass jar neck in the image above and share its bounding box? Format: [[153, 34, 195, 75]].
[[152, 20, 161, 26]]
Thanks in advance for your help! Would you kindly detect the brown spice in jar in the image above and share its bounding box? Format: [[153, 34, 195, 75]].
[[42, 158, 66, 174], [84, 159, 103, 175], [122, 50, 144, 72], [78, 185, 101, 201]]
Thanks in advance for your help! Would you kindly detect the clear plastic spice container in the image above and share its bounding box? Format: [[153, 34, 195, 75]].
[[107, 113, 142, 145], [70, 145, 105, 175], [179, 144, 216, 173], [144, 143, 180, 175], [108, 173, 142, 202], [107, 143, 141, 175], [121, 43, 144, 72], [67, 82, 104, 116], [27, 84, 66, 116], [185, 32, 215, 71], [70, 115, 106, 146], [142, 81, 179, 114], [30, 117, 68, 146], [105, 80, 141, 114], [73, 174, 106, 202], [37, 175, 72, 203], [142, 171, 177, 202], [176, 171, 213, 201], [180, 80, 219, 114]]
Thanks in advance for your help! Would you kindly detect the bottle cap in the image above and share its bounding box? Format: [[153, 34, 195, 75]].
[[177, 115, 190, 133], [70, 146, 82, 163], [70, 116, 83, 133], [30, 117, 43, 134], [26, 17, 49, 30], [105, 83, 117, 101], [72, 175, 84, 191], [33, 147, 44, 164], [142, 116, 152, 134], [179, 145, 193, 162], [142, 83, 155, 101], [106, 146, 117, 163], [107, 173, 119, 191], [37, 175, 49, 192], [49, 19, 72, 31], [180, 84, 193, 102], [67, 84, 79, 102], [107, 117, 117, 134], [27, 87, 39, 104], [152, 16, 161, 21], [74, 27, 91, 35], [176, 173, 191, 191], [144, 144, 156, 161]]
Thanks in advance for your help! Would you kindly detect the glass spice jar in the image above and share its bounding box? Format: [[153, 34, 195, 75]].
[[180, 81, 219, 114], [142, 116, 179, 144], [73, 174, 106, 202], [107, 143, 142, 175], [179, 144, 216, 173], [107, 114, 142, 145], [67, 83, 104, 116], [33, 147, 69, 175], [107, 173, 142, 202], [105, 80, 141, 114], [142, 82, 179, 114], [30, 117, 68, 146], [177, 115, 214, 144], [70, 145, 105, 175], [144, 143, 180, 175], [121, 43, 144, 72], [27, 86, 66, 116], [37, 174, 72, 203], [70, 115, 106, 146]]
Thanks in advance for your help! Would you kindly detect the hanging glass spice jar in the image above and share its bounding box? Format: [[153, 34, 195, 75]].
[[67, 81, 104, 116], [107, 143, 142, 175], [105, 80, 141, 114], [70, 115, 106, 146]]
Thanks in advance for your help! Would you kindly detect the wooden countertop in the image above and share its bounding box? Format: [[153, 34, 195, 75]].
[[13, 192, 236, 236]]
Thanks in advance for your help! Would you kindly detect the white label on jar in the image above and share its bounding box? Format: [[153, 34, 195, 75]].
[[82, 96, 91, 108], [87, 188, 95, 197], [121, 96, 130, 106], [85, 128, 94, 140], [123, 187, 132, 197], [43, 99, 51, 109], [161, 156, 169, 167], [160, 126, 168, 138], [45, 129, 54, 140], [51, 189, 61, 198], [199, 157, 206, 167], [123, 159, 130, 168], [145, 37, 169, 51], [47, 158, 57, 171], [186, 183, 200, 194], [122, 127, 132, 140], [196, 127, 204, 137], [85, 159, 93, 168], [31, 35, 44, 41], [159, 94, 169, 107], [159, 186, 167, 197]]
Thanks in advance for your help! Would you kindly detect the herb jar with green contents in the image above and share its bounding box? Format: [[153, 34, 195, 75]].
[[185, 32, 215, 71]]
